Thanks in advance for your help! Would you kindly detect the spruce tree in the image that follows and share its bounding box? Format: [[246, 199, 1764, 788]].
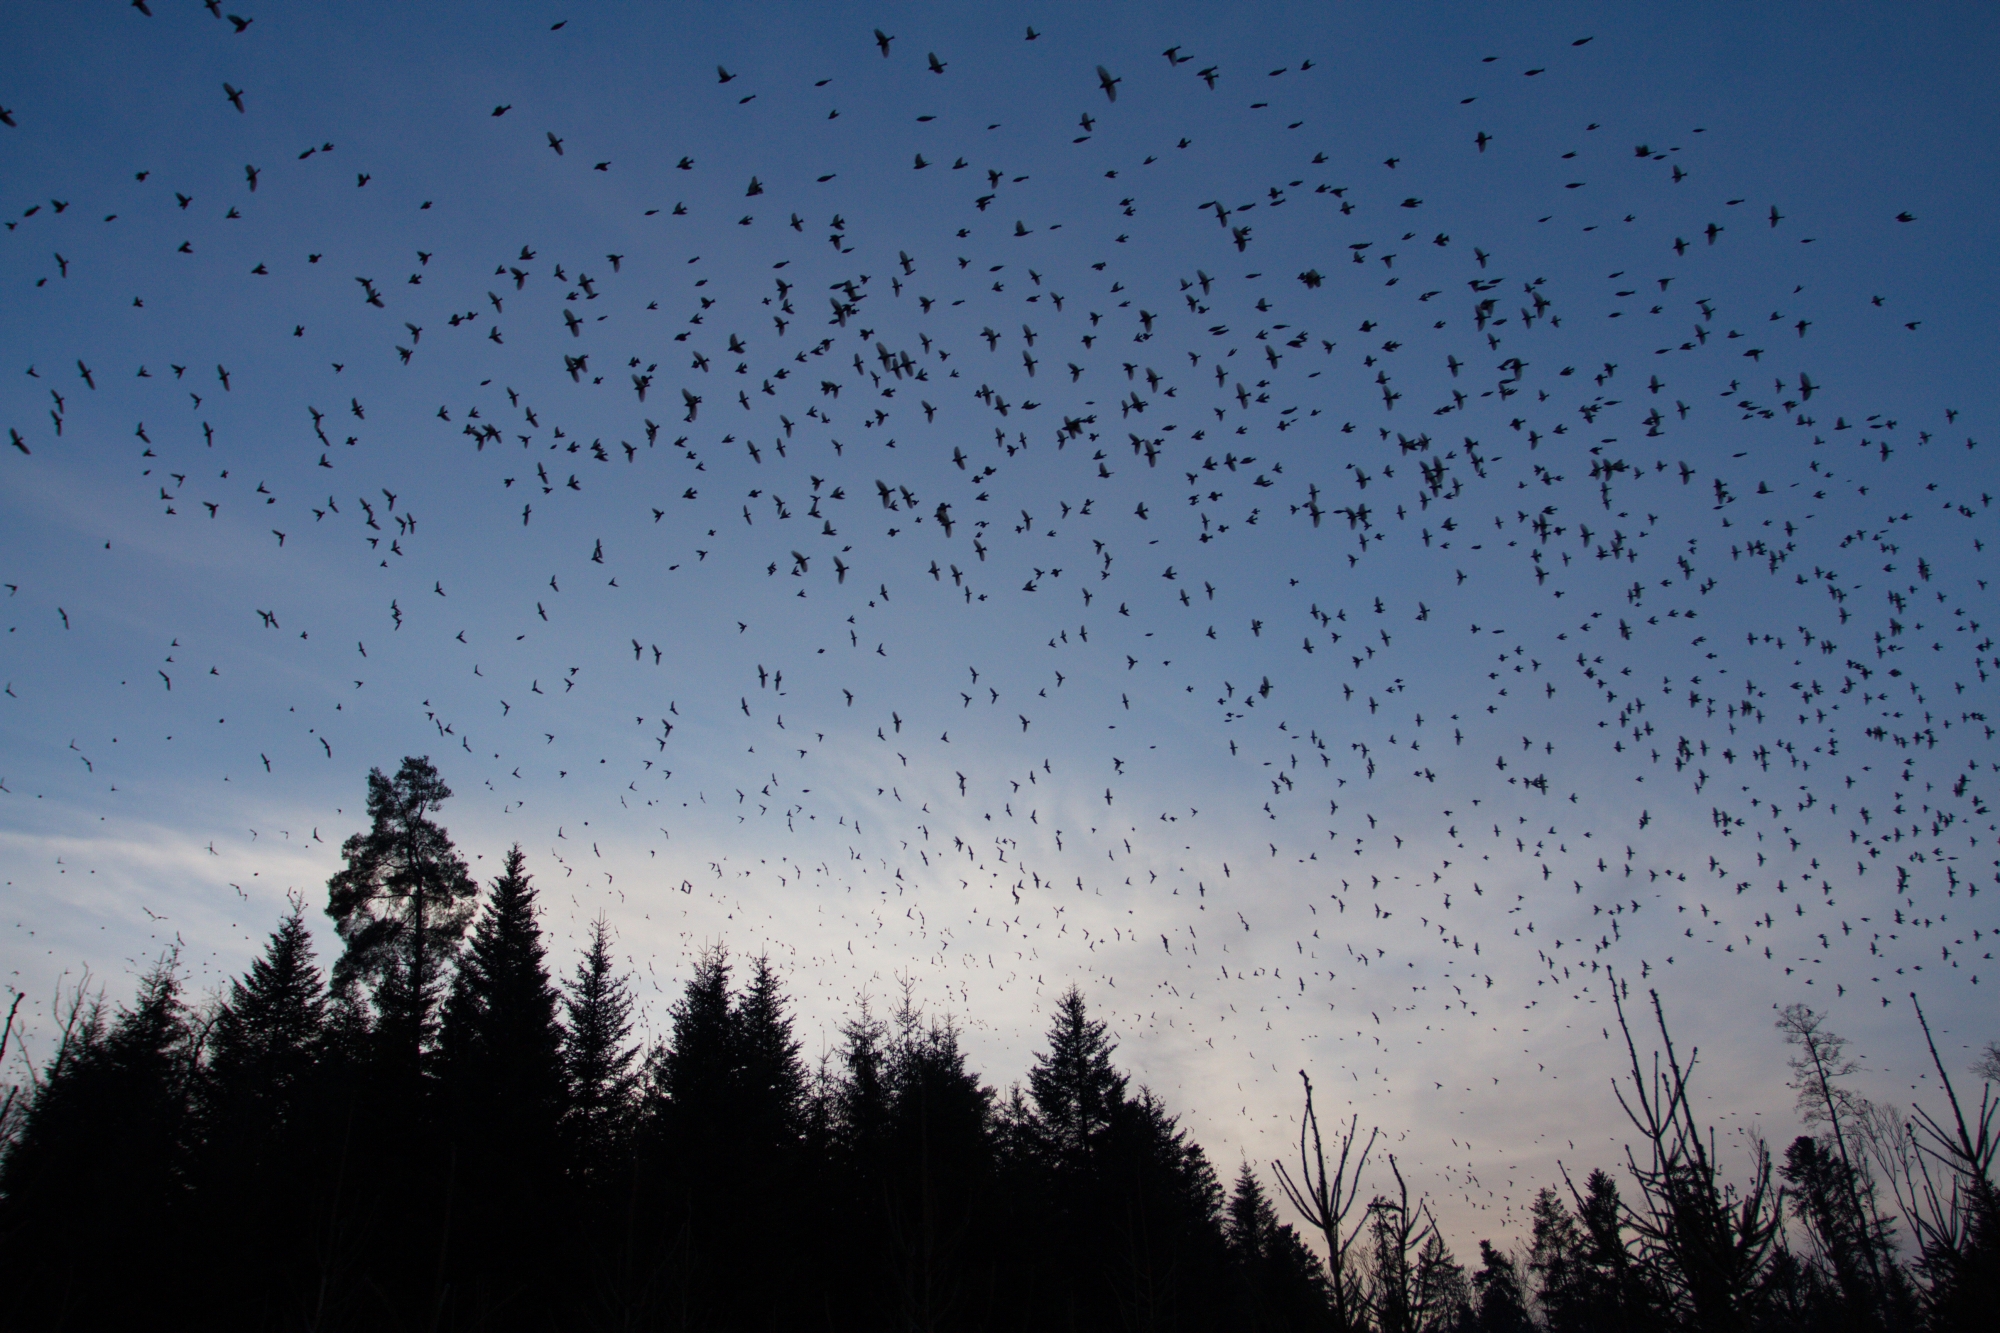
[[439, 843, 564, 1132], [204, 894, 327, 1138], [733, 953, 806, 1155], [1229, 1163, 1332, 1330], [560, 915, 640, 1178], [196, 900, 331, 1328], [1026, 984, 1127, 1171], [1469, 1241, 1533, 1332], [436, 844, 565, 1326], [654, 944, 735, 1129]]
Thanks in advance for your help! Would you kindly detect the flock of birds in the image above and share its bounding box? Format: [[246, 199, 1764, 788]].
[[2, 6, 1992, 1239]]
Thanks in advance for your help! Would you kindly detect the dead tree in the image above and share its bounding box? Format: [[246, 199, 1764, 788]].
[[1274, 1070, 1378, 1333]]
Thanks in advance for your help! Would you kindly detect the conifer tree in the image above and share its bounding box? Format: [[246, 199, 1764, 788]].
[[0, 954, 197, 1328], [440, 843, 564, 1130], [1026, 984, 1127, 1171], [560, 915, 639, 1177], [1469, 1240, 1533, 1332], [324, 756, 476, 1075], [204, 894, 327, 1138], [733, 953, 806, 1156], [197, 899, 331, 1328], [434, 844, 565, 1327], [654, 944, 734, 1128]]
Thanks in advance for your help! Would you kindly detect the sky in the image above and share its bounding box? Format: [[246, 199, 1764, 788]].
[[2, 0, 1996, 1249]]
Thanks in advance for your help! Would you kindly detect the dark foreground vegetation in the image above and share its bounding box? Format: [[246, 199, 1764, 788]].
[[0, 758, 1993, 1332]]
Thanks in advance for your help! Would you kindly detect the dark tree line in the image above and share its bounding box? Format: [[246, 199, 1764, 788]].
[[0, 757, 1992, 1332]]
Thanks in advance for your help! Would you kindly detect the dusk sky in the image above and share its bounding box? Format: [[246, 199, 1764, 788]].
[[2, 0, 1995, 1247]]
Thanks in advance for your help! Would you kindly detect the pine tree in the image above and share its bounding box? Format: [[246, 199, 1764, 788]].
[[1226, 1164, 1329, 1330], [560, 915, 640, 1178], [880, 1000, 996, 1333], [654, 944, 735, 1129], [1569, 1167, 1659, 1328], [1529, 1184, 1589, 1330], [324, 755, 477, 1076]]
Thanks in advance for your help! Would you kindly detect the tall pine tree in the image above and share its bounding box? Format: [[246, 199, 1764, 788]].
[[325, 755, 476, 1078]]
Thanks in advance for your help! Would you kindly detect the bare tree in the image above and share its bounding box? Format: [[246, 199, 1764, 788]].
[[1610, 979, 1780, 1332], [1974, 1041, 2000, 1088], [1366, 1153, 1462, 1333], [1273, 1070, 1377, 1332]]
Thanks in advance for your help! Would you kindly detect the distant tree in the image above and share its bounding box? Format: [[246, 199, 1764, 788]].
[[732, 953, 806, 1157], [1580, 1168, 1654, 1318], [1775, 1003, 1898, 1316], [1103, 1085, 1228, 1331], [204, 894, 328, 1142], [1975, 1041, 2000, 1087], [634, 947, 811, 1330], [1779, 1134, 1901, 1327], [560, 915, 640, 1178], [1528, 1184, 1587, 1328], [1366, 1154, 1460, 1333], [879, 995, 995, 1333], [1014, 988, 1228, 1330], [652, 944, 734, 1126], [440, 844, 564, 1131], [835, 998, 891, 1159]]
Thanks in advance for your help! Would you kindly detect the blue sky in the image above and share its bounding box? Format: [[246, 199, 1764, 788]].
[[2, 0, 1996, 1247]]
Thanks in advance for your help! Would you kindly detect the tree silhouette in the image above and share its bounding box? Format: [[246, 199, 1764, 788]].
[[437, 843, 565, 1326], [1274, 1070, 1379, 1332], [0, 954, 197, 1329], [1469, 1239, 1534, 1332], [1026, 984, 1127, 1172], [1610, 983, 1779, 1333], [560, 914, 640, 1179], [1225, 1162, 1330, 1331], [196, 899, 330, 1327], [325, 755, 477, 1078], [8, 766, 1999, 1331]]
